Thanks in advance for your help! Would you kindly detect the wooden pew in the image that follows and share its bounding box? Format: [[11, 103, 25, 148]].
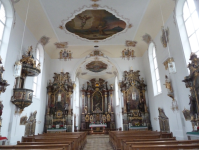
[[0, 144, 68, 150], [122, 138, 176, 150], [17, 141, 71, 150], [109, 131, 173, 150], [22, 133, 86, 150], [130, 143, 199, 150], [124, 139, 199, 150]]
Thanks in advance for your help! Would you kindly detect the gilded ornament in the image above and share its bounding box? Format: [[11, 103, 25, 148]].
[[163, 57, 174, 70], [160, 26, 169, 48]]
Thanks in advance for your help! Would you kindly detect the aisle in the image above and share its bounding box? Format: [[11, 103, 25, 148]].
[[83, 135, 113, 150]]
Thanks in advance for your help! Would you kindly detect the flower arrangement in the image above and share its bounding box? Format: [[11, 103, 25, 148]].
[[60, 125, 64, 129], [52, 125, 56, 129], [197, 126, 199, 131]]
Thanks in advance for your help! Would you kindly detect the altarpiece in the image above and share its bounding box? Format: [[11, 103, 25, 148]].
[[80, 79, 115, 132], [45, 72, 73, 132], [183, 53, 199, 130], [120, 70, 150, 130]]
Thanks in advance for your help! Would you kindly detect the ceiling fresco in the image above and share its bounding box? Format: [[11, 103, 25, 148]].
[[65, 9, 126, 40], [86, 61, 108, 72]]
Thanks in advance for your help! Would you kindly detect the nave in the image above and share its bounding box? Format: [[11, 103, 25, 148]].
[[83, 135, 113, 150]]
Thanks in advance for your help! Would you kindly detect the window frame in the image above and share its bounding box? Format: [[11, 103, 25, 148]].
[[148, 43, 162, 96], [0, 2, 6, 52], [183, 0, 199, 55], [176, 0, 199, 70]]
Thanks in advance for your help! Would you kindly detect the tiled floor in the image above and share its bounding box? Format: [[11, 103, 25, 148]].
[[83, 135, 113, 150]]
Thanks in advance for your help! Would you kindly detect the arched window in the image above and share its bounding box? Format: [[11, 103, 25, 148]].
[[0, 0, 14, 64], [183, 0, 199, 55], [115, 76, 119, 106], [176, 0, 199, 65], [148, 43, 162, 95], [32, 44, 44, 98], [0, 2, 6, 50]]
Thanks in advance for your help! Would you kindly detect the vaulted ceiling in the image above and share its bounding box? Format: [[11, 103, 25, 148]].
[[14, 0, 175, 59]]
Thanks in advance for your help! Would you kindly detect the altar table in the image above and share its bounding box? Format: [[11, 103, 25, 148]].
[[89, 124, 107, 133], [186, 132, 199, 140], [129, 126, 148, 131], [47, 128, 67, 133]]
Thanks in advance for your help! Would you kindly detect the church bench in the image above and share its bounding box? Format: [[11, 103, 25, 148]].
[[123, 139, 199, 150], [111, 135, 162, 150], [22, 137, 80, 150], [17, 141, 72, 150], [121, 138, 176, 150], [0, 144, 69, 150], [129, 143, 199, 150]]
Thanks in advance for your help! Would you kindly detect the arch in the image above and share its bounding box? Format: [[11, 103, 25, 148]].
[[71, 55, 123, 82], [0, 0, 14, 64]]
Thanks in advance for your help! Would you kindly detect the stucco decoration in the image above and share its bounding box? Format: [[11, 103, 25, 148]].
[[86, 61, 107, 72], [142, 33, 152, 44], [39, 36, 50, 46], [65, 9, 126, 40], [55, 42, 68, 48]]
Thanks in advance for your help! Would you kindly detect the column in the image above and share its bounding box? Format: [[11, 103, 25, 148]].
[[87, 92, 90, 114], [104, 91, 107, 113]]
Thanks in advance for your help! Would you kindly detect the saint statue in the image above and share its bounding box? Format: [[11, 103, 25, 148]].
[[64, 103, 69, 115], [84, 106, 88, 114], [0, 101, 3, 116], [108, 103, 111, 113]]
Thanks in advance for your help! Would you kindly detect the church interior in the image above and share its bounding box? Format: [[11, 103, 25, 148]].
[[0, 0, 199, 149]]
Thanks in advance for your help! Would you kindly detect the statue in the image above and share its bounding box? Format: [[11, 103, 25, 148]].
[[49, 80, 52, 86], [0, 101, 3, 116], [64, 103, 69, 115], [108, 103, 111, 113], [138, 99, 145, 113], [87, 82, 92, 91], [189, 95, 197, 116], [49, 101, 55, 115], [84, 106, 87, 114], [164, 75, 173, 93], [26, 46, 32, 56]]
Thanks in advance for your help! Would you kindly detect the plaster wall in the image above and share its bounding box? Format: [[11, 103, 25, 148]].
[[142, 13, 192, 140], [1, 14, 51, 145]]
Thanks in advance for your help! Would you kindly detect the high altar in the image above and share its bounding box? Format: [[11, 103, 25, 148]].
[[45, 72, 73, 132], [80, 79, 115, 132], [120, 70, 151, 131]]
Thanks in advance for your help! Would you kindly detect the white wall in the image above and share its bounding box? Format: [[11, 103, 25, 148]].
[[142, 13, 191, 140], [1, 14, 51, 144]]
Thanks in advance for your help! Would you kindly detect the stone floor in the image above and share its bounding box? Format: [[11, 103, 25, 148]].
[[83, 135, 113, 150]]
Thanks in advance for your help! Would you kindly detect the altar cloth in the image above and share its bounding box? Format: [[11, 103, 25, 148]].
[[89, 124, 107, 128]]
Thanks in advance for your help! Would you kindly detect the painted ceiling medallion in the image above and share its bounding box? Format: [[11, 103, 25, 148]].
[[65, 9, 126, 41], [86, 61, 107, 73]]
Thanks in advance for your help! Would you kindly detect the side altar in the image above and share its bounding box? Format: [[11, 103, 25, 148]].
[[120, 69, 151, 131], [80, 79, 115, 132], [44, 72, 74, 132]]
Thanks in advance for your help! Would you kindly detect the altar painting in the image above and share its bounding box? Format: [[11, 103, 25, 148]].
[[127, 86, 139, 110], [65, 9, 126, 40], [86, 61, 107, 73], [92, 91, 103, 111]]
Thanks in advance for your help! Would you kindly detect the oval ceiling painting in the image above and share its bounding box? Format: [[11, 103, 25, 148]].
[[86, 61, 108, 73], [65, 9, 126, 40]]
